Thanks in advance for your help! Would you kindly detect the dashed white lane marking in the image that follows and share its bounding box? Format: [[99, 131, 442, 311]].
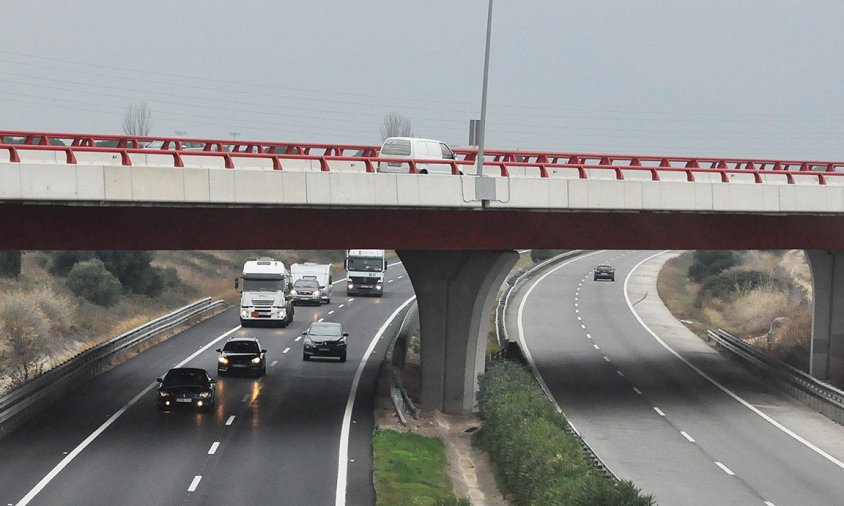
[[283, 347, 290, 354], [328, 310, 335, 315], [593, 344, 600, 350], [295, 336, 302, 342], [387, 279, 394, 283], [241, 394, 250, 402], [188, 475, 202, 492], [15, 325, 242, 506], [575, 309, 579, 313], [226, 415, 235, 426], [654, 407, 666, 417], [577, 316, 582, 321], [270, 360, 278, 367], [208, 442, 220, 455], [633, 387, 642, 395], [580, 324, 586, 329], [586, 333, 592, 339], [603, 356, 611, 363], [764, 501, 776, 506], [318, 318, 324, 323], [617, 370, 624, 377], [397, 276, 403, 279], [715, 462, 735, 476], [347, 298, 354, 302], [681, 431, 695, 443], [338, 304, 345, 308]]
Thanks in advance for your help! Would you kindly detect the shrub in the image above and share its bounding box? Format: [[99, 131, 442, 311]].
[[96, 251, 154, 293], [477, 360, 654, 506], [688, 251, 737, 282], [0, 251, 21, 278], [66, 259, 123, 306], [0, 294, 53, 385], [162, 266, 181, 288], [49, 251, 95, 276]]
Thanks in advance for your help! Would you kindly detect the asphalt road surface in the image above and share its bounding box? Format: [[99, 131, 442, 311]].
[[0, 264, 414, 506], [512, 250, 844, 506]]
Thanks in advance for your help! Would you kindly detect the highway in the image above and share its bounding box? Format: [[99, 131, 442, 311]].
[[512, 250, 844, 506], [0, 264, 414, 506]]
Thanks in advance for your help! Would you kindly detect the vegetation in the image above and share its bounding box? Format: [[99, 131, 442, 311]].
[[477, 360, 654, 506], [373, 428, 469, 505], [658, 250, 812, 372], [66, 259, 123, 307]]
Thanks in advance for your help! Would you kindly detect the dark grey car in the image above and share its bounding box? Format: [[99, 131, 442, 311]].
[[302, 322, 348, 362]]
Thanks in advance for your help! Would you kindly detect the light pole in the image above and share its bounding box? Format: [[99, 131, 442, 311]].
[[476, 0, 494, 178]]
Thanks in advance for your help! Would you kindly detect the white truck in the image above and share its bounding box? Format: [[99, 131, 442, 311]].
[[235, 257, 295, 327], [290, 262, 333, 305], [345, 249, 386, 297]]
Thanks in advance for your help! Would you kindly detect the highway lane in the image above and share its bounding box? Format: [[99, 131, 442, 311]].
[[1, 264, 414, 506], [513, 250, 844, 505]]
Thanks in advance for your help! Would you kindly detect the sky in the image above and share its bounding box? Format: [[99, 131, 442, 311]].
[[3, 1, 844, 160]]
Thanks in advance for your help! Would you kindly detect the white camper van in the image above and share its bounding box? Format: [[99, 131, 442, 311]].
[[236, 258, 294, 327], [290, 262, 333, 305], [377, 137, 458, 175]]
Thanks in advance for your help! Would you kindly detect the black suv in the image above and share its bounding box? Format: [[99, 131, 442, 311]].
[[217, 337, 267, 377], [302, 322, 348, 362]]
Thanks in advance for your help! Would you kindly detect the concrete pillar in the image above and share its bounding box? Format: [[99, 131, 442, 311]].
[[397, 250, 519, 414], [806, 250, 844, 381]]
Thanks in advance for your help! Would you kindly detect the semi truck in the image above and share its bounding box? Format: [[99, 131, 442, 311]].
[[235, 257, 294, 327], [290, 262, 333, 305], [345, 249, 386, 296]]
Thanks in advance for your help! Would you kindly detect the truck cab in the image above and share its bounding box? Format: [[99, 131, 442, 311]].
[[345, 249, 386, 297], [236, 258, 294, 327]]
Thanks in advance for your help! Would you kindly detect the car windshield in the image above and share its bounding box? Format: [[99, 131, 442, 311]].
[[162, 369, 208, 387], [381, 139, 411, 156], [347, 258, 382, 271], [223, 341, 260, 353], [242, 278, 284, 291], [294, 279, 319, 289], [309, 323, 342, 337], [597, 265, 612, 269]]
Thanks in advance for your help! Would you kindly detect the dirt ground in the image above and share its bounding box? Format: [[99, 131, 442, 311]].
[[374, 351, 508, 505]]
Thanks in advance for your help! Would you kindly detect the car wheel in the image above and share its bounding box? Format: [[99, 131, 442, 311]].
[[339, 351, 347, 363]]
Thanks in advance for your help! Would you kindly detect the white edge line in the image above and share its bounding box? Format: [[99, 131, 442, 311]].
[[16, 325, 241, 506], [624, 251, 844, 470], [336, 294, 416, 506]]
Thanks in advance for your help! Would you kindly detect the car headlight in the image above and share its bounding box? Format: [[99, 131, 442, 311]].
[[251, 356, 262, 364], [376, 284, 383, 290], [240, 309, 249, 318], [218, 357, 229, 365], [304, 337, 314, 346], [198, 391, 211, 398], [348, 283, 354, 289], [159, 391, 169, 397]]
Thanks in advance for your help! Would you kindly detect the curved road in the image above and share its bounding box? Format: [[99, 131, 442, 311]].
[[0, 264, 414, 506], [512, 250, 844, 506]]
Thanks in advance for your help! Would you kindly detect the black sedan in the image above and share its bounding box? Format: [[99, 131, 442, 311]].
[[302, 322, 348, 362], [593, 263, 616, 281], [217, 337, 267, 377], [156, 368, 216, 411]]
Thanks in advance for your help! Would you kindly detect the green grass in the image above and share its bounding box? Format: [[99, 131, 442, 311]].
[[373, 428, 466, 506]]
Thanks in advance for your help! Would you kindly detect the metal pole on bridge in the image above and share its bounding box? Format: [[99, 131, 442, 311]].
[[476, 0, 493, 178]]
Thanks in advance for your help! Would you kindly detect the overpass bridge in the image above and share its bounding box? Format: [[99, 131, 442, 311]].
[[3, 130, 844, 414]]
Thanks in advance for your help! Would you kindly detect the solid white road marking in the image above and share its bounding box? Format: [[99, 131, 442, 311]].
[[336, 295, 416, 506], [270, 360, 278, 367], [226, 416, 235, 426], [715, 462, 735, 476], [283, 347, 290, 354], [625, 251, 844, 470], [681, 431, 695, 443], [188, 476, 202, 492], [654, 407, 666, 416], [15, 325, 242, 506], [208, 442, 220, 455]]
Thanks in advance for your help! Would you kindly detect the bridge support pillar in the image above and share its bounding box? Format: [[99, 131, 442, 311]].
[[397, 250, 519, 415], [807, 250, 844, 381]]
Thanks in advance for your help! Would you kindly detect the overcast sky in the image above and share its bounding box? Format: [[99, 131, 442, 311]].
[[3, 1, 844, 160]]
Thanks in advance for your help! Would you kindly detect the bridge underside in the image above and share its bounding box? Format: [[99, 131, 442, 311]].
[[4, 203, 844, 250]]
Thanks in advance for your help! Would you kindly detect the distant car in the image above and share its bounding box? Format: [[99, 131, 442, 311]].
[[156, 367, 216, 411], [302, 322, 348, 362], [216, 337, 267, 377], [291, 278, 321, 306], [593, 264, 615, 281]]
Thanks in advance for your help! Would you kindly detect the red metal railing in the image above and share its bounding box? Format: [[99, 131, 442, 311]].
[[2, 130, 842, 185]]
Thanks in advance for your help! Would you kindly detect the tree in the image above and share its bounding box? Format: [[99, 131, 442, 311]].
[[123, 103, 152, 136], [66, 259, 123, 307], [380, 112, 414, 141]]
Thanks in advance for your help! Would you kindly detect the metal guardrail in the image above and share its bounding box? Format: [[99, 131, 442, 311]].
[[496, 250, 618, 480], [0, 297, 225, 434], [707, 329, 844, 424], [389, 304, 419, 426]]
